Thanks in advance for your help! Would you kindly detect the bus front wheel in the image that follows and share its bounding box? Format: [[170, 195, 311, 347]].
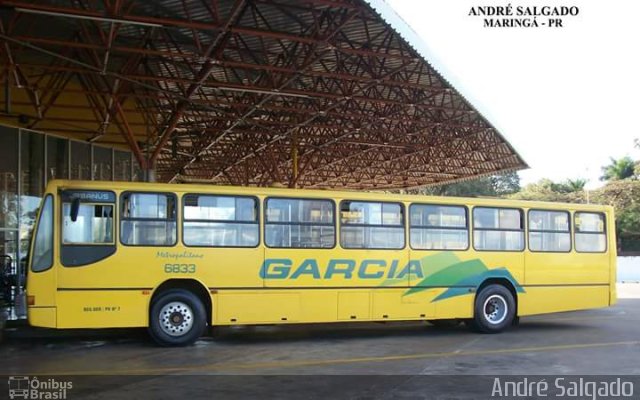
[[149, 289, 207, 346], [471, 284, 515, 333]]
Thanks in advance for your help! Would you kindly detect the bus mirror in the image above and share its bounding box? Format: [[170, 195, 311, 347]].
[[70, 198, 81, 222]]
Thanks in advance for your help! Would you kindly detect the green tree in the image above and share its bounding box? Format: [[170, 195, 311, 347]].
[[420, 172, 520, 198], [490, 173, 521, 196], [509, 179, 576, 202], [600, 157, 636, 181], [588, 180, 640, 252], [563, 178, 587, 192]]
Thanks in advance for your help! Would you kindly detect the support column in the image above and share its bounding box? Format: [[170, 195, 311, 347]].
[[144, 165, 156, 182], [4, 74, 10, 114], [290, 131, 299, 188]]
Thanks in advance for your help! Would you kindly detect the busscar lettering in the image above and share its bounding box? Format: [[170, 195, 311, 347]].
[[260, 258, 425, 280], [65, 190, 114, 202]]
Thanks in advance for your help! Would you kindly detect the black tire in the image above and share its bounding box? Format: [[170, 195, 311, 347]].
[[471, 284, 516, 333], [427, 319, 461, 329], [149, 289, 207, 346]]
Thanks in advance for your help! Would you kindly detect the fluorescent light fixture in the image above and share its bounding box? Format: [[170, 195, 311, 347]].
[[218, 86, 310, 99], [15, 7, 163, 28]]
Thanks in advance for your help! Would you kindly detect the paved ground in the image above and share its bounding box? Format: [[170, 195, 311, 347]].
[[2, 299, 640, 376], [0, 288, 639, 398]]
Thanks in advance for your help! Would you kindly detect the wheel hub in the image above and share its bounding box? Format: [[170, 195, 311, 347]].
[[483, 294, 508, 325], [170, 312, 184, 325], [159, 301, 194, 337]]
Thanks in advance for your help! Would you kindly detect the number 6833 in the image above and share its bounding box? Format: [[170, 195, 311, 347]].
[[164, 264, 196, 273]]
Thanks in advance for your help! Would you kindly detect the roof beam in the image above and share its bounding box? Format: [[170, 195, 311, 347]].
[[4, 1, 222, 31], [149, 0, 248, 164]]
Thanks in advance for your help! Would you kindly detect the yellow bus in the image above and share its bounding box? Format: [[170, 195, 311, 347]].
[[27, 180, 616, 346]]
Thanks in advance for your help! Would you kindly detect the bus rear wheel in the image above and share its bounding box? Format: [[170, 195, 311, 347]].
[[149, 289, 207, 346], [471, 284, 515, 333]]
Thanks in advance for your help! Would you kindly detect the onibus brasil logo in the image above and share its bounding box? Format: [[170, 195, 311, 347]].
[[8, 376, 73, 399]]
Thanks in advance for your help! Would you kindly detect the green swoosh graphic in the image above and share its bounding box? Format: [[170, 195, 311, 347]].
[[379, 252, 525, 301], [403, 258, 488, 296]]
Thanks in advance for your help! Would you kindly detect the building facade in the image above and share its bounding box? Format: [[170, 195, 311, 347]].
[[0, 123, 139, 288]]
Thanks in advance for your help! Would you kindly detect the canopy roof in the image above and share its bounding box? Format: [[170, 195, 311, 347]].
[[0, 0, 527, 189]]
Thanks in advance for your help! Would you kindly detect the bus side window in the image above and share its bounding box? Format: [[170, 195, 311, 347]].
[[121, 192, 177, 246], [264, 198, 335, 248], [340, 201, 404, 249], [574, 212, 606, 253], [60, 190, 117, 267], [410, 204, 468, 250], [528, 210, 571, 252], [473, 207, 524, 251], [183, 194, 259, 247], [63, 203, 114, 244]]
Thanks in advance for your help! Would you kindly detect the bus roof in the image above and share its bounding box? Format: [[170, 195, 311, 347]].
[[46, 179, 612, 212]]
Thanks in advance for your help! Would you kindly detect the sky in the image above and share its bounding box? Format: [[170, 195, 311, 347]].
[[384, 0, 640, 189]]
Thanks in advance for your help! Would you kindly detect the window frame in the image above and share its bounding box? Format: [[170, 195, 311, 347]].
[[339, 199, 406, 250], [409, 203, 470, 251], [31, 194, 54, 273], [181, 193, 260, 248], [527, 208, 572, 253], [472, 206, 525, 252], [574, 211, 607, 253], [59, 190, 117, 267], [264, 196, 336, 249], [61, 202, 116, 246], [119, 191, 178, 247]]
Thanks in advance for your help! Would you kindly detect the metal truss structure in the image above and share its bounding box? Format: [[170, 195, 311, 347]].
[[0, 0, 527, 189]]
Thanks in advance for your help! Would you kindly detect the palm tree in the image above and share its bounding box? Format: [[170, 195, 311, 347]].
[[600, 157, 636, 181], [564, 178, 587, 192]]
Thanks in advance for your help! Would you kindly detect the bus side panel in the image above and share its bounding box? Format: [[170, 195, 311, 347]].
[[213, 288, 468, 325], [56, 290, 149, 328], [27, 268, 57, 308], [214, 290, 346, 325], [467, 250, 525, 286], [372, 289, 437, 320], [518, 285, 610, 316], [405, 249, 523, 320], [608, 207, 618, 305], [214, 291, 302, 324], [433, 292, 474, 319], [524, 253, 610, 285], [300, 290, 339, 322]]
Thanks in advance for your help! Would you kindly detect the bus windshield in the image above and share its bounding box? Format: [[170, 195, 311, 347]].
[[31, 195, 54, 272]]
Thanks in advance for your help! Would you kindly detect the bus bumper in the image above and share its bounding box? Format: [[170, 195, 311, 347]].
[[27, 307, 56, 328], [610, 285, 618, 306]]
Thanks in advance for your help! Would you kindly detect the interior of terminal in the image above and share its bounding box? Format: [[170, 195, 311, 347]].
[[0, 124, 136, 305]]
